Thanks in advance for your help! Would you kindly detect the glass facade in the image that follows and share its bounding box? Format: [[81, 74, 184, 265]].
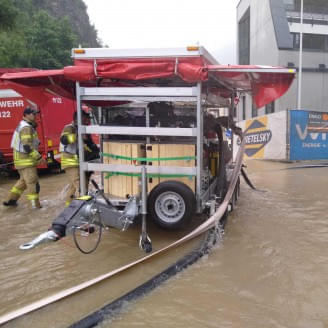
[[242, 96, 246, 120], [252, 102, 257, 118], [283, 0, 328, 15], [238, 8, 250, 65], [292, 33, 328, 52], [265, 101, 275, 114]]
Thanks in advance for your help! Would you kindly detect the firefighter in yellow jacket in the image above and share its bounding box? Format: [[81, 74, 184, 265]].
[[60, 111, 99, 206], [3, 107, 46, 208]]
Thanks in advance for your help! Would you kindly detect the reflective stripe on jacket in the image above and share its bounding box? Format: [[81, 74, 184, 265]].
[[11, 120, 40, 169], [11, 120, 39, 153], [60, 123, 79, 168]]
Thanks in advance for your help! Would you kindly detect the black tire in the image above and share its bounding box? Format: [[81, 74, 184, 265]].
[[148, 180, 196, 230]]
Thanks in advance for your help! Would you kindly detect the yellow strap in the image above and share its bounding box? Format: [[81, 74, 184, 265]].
[[76, 195, 92, 201], [14, 158, 36, 166], [15, 160, 35, 166], [67, 134, 76, 143], [61, 159, 79, 166], [27, 193, 39, 201], [11, 186, 23, 195], [61, 153, 79, 167], [14, 151, 36, 167], [21, 135, 32, 140], [30, 150, 41, 160]]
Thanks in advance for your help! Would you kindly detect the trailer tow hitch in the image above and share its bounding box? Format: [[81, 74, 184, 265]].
[[19, 230, 59, 250]]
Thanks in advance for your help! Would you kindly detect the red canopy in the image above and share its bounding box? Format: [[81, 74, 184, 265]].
[[207, 65, 295, 108], [0, 61, 295, 109]]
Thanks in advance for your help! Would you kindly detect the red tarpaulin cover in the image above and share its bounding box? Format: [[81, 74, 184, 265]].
[[207, 65, 295, 108], [0, 61, 295, 109]]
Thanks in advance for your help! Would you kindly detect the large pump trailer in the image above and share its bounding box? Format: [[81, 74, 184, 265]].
[[1, 47, 295, 253]]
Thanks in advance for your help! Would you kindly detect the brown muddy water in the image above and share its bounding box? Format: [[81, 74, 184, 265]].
[[1, 160, 328, 328]]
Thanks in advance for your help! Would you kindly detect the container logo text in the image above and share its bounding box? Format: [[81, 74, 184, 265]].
[[0, 100, 24, 108], [244, 119, 272, 157]]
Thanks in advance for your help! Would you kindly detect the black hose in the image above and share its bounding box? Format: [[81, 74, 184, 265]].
[[91, 179, 114, 207], [68, 124, 242, 328], [284, 164, 328, 169], [0, 161, 14, 168], [215, 124, 227, 198], [240, 167, 257, 190], [69, 227, 219, 328]]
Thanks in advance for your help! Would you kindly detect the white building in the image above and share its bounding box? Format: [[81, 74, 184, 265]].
[[236, 0, 328, 120]]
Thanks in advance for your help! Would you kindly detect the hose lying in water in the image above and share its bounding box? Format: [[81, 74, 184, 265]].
[[241, 166, 257, 190], [285, 163, 328, 169], [69, 135, 246, 328], [0, 134, 245, 327], [69, 228, 221, 328]]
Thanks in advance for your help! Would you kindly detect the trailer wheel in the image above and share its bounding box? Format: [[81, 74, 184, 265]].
[[148, 181, 195, 230]]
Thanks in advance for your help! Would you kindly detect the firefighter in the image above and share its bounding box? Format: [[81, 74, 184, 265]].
[[3, 107, 46, 208], [60, 110, 99, 206]]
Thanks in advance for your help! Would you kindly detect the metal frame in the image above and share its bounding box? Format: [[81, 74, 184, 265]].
[[82, 126, 197, 137], [76, 83, 206, 212], [73, 48, 224, 213], [196, 82, 203, 211], [72, 47, 218, 65], [80, 87, 198, 97], [83, 163, 196, 175], [76, 82, 86, 195]]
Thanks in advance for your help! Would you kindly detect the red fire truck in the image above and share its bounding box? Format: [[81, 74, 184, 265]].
[[0, 69, 76, 171]]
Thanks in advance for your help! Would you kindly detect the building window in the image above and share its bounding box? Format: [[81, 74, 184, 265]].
[[292, 33, 328, 52], [293, 33, 300, 49], [242, 96, 246, 120], [283, 0, 295, 10], [252, 103, 257, 118], [265, 101, 275, 114], [304, 34, 325, 51], [294, 0, 328, 15], [238, 8, 250, 65], [285, 0, 328, 15]]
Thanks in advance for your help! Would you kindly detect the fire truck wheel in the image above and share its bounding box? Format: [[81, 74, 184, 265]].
[[148, 181, 195, 230]]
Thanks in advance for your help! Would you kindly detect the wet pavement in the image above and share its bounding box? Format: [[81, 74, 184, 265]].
[[1, 160, 328, 328], [103, 160, 328, 328], [0, 170, 206, 327]]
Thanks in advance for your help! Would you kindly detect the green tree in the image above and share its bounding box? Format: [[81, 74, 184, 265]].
[[0, 1, 98, 69], [0, 0, 17, 30], [25, 11, 76, 68], [0, 32, 28, 67]]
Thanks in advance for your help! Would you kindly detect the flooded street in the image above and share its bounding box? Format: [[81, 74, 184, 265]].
[[1, 160, 328, 327], [105, 160, 328, 328]]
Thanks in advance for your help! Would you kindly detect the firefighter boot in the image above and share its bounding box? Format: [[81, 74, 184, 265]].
[[3, 199, 18, 207], [27, 193, 42, 209], [3, 188, 22, 207], [31, 199, 42, 209]]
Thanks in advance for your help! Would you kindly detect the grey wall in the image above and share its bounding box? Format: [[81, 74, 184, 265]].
[[250, 0, 279, 65], [279, 49, 328, 111], [236, 0, 328, 120]]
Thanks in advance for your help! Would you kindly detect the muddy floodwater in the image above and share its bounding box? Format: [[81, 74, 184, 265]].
[[1, 160, 328, 328]]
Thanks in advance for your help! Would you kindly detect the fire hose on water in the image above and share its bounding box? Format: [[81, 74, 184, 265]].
[[0, 128, 260, 327]]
